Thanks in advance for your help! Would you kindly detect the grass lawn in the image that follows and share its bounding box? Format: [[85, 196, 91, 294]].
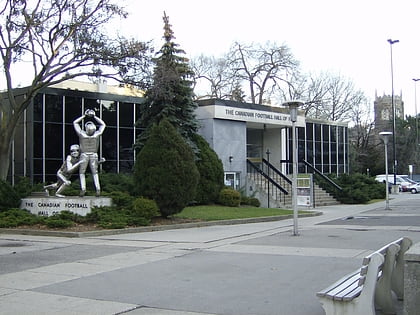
[[175, 205, 310, 221]]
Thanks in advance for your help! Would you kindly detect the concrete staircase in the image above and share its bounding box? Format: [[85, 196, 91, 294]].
[[247, 174, 340, 209]]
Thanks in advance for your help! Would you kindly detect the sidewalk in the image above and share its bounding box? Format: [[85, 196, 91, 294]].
[[0, 193, 419, 315]]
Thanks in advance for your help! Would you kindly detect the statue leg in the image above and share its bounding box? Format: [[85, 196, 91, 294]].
[[55, 182, 68, 198], [78, 154, 89, 197], [90, 155, 100, 197], [79, 173, 86, 197]]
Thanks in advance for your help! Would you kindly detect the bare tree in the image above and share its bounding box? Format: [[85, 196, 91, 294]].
[[191, 41, 299, 104], [301, 72, 367, 121], [0, 0, 151, 180]]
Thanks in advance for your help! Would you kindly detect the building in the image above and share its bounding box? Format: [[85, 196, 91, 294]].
[[7, 82, 349, 206], [374, 93, 404, 132], [197, 99, 349, 192], [8, 81, 144, 184]]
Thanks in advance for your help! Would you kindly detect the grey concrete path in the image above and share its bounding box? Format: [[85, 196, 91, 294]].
[[0, 193, 419, 315]]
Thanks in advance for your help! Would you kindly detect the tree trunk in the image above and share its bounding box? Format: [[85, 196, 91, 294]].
[[0, 134, 12, 181]]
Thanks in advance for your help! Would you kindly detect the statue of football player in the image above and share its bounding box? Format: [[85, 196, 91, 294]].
[[73, 109, 106, 197], [44, 144, 82, 197]]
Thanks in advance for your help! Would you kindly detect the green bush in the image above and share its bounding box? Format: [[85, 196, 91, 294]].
[[316, 173, 386, 204], [218, 188, 241, 207], [241, 196, 261, 207], [193, 134, 224, 205], [86, 206, 129, 229], [107, 191, 135, 209], [128, 197, 159, 225], [0, 208, 44, 227], [134, 119, 200, 217], [0, 180, 21, 211], [45, 217, 74, 228]]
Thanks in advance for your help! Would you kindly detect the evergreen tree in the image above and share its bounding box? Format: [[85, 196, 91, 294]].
[[133, 119, 199, 217], [136, 12, 198, 150], [193, 134, 224, 204]]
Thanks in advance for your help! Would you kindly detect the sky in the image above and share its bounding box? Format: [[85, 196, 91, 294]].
[[122, 0, 420, 116]]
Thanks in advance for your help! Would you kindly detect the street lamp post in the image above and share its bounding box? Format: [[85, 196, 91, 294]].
[[283, 100, 304, 236], [413, 78, 420, 149], [387, 39, 399, 190], [266, 148, 271, 208], [379, 131, 393, 210]]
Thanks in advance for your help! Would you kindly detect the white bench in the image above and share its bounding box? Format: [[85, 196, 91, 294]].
[[316, 237, 412, 315]]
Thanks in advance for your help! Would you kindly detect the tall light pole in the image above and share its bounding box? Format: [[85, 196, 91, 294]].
[[380, 131, 392, 210], [413, 78, 420, 149], [387, 39, 399, 189], [283, 100, 304, 236]]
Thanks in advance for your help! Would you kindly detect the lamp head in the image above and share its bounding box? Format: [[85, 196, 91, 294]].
[[283, 100, 304, 123]]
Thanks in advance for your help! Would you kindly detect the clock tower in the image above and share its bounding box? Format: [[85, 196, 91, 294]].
[[374, 92, 404, 131]]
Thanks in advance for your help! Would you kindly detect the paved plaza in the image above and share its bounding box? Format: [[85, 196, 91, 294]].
[[0, 193, 419, 315]]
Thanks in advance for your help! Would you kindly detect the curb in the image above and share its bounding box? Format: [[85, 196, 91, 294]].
[[0, 212, 322, 238]]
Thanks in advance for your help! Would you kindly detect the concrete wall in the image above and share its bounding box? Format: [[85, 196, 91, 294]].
[[198, 118, 247, 189], [404, 241, 420, 315]]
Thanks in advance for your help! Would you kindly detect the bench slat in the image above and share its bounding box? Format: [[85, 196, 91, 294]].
[[316, 269, 361, 297], [317, 272, 361, 300]]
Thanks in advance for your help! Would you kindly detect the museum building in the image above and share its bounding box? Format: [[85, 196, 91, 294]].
[[7, 81, 348, 205]]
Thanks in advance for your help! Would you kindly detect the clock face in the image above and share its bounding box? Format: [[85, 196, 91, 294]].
[[381, 109, 390, 120]]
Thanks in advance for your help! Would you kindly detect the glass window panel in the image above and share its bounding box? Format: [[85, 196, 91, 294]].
[[315, 141, 321, 164], [33, 122, 43, 158], [322, 125, 329, 141], [102, 100, 117, 127], [45, 94, 63, 122], [323, 142, 330, 164], [102, 126, 117, 160], [297, 127, 305, 140], [84, 98, 100, 115], [306, 123, 313, 140], [119, 128, 134, 160], [33, 94, 43, 122], [65, 124, 80, 152], [120, 102, 134, 127], [45, 159, 62, 176], [102, 161, 117, 173], [314, 124, 321, 140], [330, 126, 337, 143], [65, 96, 82, 123], [33, 159, 43, 178], [45, 123, 63, 158]]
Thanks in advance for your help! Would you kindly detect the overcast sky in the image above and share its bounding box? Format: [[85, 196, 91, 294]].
[[123, 0, 420, 115]]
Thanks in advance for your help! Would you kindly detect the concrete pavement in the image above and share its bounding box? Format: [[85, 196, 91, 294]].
[[0, 193, 419, 315]]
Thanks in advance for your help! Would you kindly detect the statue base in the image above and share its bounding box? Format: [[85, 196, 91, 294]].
[[20, 194, 112, 217]]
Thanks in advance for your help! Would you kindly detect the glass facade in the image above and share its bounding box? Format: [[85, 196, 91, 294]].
[[11, 87, 144, 183], [293, 121, 348, 175]]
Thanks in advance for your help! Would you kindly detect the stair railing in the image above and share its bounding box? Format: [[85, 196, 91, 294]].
[[247, 159, 289, 206]]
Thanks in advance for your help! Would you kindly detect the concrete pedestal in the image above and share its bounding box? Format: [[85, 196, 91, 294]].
[[403, 242, 420, 315], [20, 195, 112, 217]]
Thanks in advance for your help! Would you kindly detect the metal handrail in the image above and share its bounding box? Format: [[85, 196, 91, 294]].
[[302, 159, 342, 191], [247, 159, 289, 195], [262, 158, 292, 185]]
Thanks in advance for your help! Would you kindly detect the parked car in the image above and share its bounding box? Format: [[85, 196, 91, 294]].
[[374, 175, 414, 192], [409, 182, 420, 194]]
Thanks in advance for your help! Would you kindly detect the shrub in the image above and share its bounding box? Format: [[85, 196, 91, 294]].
[[241, 196, 261, 207], [317, 173, 385, 204], [134, 119, 199, 217], [107, 191, 135, 209], [128, 197, 159, 225], [0, 179, 21, 211], [100, 173, 135, 195], [0, 208, 44, 227], [193, 134, 224, 205], [86, 206, 129, 229], [45, 217, 74, 228], [218, 188, 241, 207]]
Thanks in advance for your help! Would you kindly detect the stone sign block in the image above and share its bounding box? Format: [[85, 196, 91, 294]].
[[20, 196, 112, 217]]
